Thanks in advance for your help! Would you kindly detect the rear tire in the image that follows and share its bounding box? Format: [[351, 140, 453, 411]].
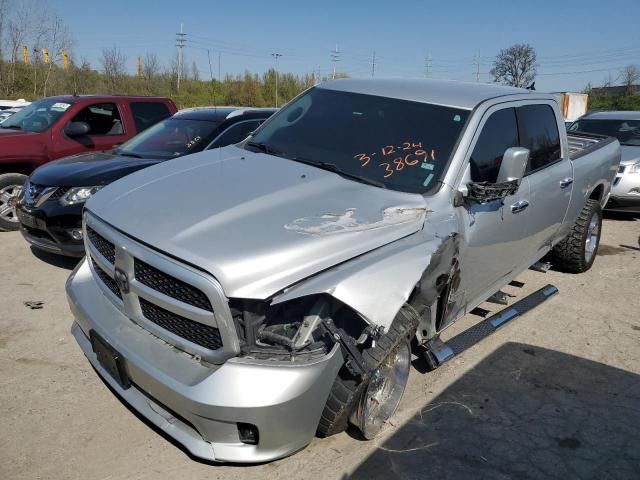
[[0, 173, 27, 232], [550, 199, 602, 273], [317, 306, 419, 438]]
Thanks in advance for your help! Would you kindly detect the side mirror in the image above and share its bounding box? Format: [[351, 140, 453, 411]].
[[496, 147, 529, 184], [462, 147, 530, 204], [65, 121, 90, 137]]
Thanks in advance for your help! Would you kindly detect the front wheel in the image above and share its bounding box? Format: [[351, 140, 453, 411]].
[[550, 199, 602, 273], [317, 306, 419, 439], [0, 173, 27, 231]]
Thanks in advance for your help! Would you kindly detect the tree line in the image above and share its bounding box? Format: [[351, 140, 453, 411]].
[[0, 1, 320, 108]]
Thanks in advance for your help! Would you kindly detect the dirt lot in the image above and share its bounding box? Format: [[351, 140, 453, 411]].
[[1, 215, 639, 480]]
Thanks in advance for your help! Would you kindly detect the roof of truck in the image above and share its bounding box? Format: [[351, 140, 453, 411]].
[[41, 95, 174, 104], [174, 106, 277, 121], [318, 78, 536, 110], [580, 111, 640, 120]]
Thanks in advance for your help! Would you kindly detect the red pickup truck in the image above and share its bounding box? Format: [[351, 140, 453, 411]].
[[0, 95, 177, 230]]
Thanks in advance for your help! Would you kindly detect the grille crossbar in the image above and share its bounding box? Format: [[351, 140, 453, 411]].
[[139, 298, 222, 350]]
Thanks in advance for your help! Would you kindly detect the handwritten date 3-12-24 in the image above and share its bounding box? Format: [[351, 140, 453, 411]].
[[354, 142, 437, 179]]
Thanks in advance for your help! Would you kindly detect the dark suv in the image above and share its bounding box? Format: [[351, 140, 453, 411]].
[[17, 107, 276, 256]]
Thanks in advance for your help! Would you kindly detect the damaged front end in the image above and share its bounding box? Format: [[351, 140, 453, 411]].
[[230, 294, 379, 378]]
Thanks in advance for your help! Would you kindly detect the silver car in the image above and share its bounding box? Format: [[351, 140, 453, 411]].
[[67, 79, 620, 463], [570, 111, 640, 213]]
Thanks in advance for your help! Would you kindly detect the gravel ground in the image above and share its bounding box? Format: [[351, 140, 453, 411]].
[[1, 215, 639, 480]]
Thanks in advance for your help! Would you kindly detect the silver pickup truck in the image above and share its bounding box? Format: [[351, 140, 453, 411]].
[[66, 79, 620, 463]]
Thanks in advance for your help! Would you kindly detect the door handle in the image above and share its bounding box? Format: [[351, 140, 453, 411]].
[[510, 200, 529, 214], [560, 177, 574, 188]]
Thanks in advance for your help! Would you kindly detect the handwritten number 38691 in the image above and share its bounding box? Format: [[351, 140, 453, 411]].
[[379, 150, 429, 178]]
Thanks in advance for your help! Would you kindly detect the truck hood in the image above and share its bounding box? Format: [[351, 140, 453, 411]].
[[87, 146, 429, 299], [620, 145, 640, 166], [30, 151, 161, 186]]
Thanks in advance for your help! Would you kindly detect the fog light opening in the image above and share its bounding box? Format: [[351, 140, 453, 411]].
[[70, 228, 84, 241], [237, 422, 259, 445]]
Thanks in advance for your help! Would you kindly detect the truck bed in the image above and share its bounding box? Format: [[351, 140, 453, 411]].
[[568, 131, 617, 160]]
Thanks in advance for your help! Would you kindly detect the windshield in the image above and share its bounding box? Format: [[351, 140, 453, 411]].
[[0, 98, 72, 132], [570, 118, 640, 146], [250, 88, 470, 194], [117, 117, 221, 159]]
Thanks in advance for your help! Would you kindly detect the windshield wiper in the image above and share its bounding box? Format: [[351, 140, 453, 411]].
[[290, 157, 387, 189], [245, 141, 282, 155], [118, 151, 144, 159], [0, 124, 21, 130]]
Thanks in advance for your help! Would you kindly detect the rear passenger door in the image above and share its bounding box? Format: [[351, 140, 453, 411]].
[[130, 102, 172, 133], [517, 103, 573, 256]]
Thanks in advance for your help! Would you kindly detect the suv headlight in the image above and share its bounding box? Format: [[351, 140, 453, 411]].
[[628, 161, 640, 174], [60, 186, 104, 205]]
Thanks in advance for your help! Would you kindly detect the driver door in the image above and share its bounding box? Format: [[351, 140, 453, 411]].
[[52, 102, 128, 159], [450, 105, 533, 323]]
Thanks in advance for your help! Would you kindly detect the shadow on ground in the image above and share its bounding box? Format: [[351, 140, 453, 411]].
[[29, 246, 82, 270], [349, 342, 640, 480]]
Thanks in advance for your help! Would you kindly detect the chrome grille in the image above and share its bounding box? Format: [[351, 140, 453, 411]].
[[83, 213, 239, 364], [87, 226, 116, 263], [139, 298, 222, 350], [134, 259, 213, 312]]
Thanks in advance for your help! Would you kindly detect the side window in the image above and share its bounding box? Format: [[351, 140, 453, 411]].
[[131, 102, 171, 132], [469, 108, 519, 183], [209, 120, 263, 149], [516, 104, 561, 173], [71, 103, 122, 135]]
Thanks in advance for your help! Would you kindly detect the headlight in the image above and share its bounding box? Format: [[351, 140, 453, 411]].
[[60, 186, 103, 205], [628, 161, 640, 174]]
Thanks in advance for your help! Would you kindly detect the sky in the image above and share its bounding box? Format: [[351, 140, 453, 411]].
[[48, 0, 640, 93]]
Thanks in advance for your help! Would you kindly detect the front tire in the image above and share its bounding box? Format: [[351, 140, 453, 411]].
[[0, 173, 27, 231], [317, 306, 419, 439], [550, 199, 602, 273]]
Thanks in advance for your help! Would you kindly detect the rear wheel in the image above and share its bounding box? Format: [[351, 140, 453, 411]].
[[0, 173, 27, 231], [550, 199, 602, 273], [317, 306, 419, 439]]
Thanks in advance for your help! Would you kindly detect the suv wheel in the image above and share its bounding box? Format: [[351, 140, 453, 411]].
[[0, 173, 27, 231]]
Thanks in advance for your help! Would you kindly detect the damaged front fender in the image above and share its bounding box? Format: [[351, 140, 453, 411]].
[[272, 232, 447, 330]]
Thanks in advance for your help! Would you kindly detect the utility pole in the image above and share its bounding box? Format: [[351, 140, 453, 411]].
[[218, 53, 221, 82], [424, 53, 432, 77], [207, 49, 216, 107], [271, 52, 283, 108], [136, 56, 142, 78], [330, 44, 340, 79], [176, 23, 186, 90], [473, 51, 480, 82], [371, 51, 376, 77]]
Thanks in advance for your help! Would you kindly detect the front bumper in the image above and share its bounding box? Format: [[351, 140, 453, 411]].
[[606, 170, 640, 213], [67, 258, 343, 463], [17, 201, 84, 257]]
